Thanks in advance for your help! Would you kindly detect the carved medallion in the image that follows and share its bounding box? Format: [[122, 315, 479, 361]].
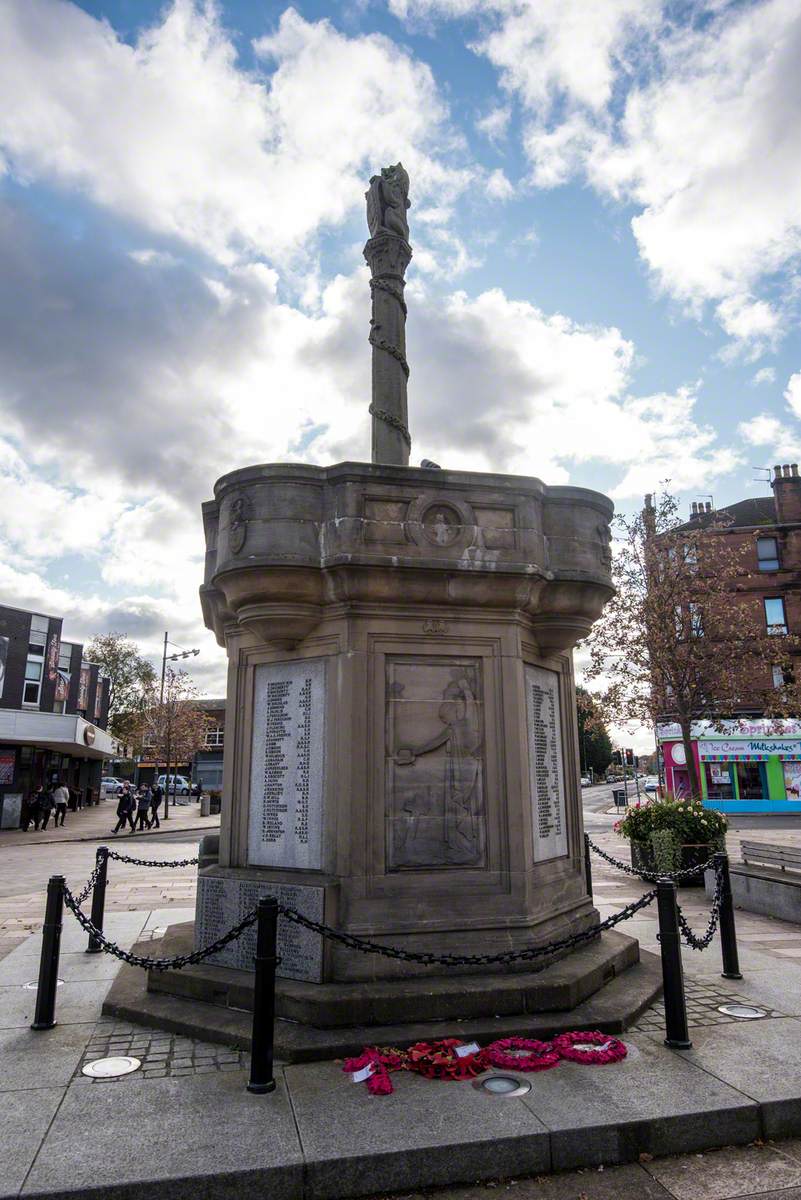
[[229, 496, 249, 555], [421, 504, 461, 546]]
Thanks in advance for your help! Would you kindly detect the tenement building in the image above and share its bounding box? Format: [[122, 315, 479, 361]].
[[658, 465, 801, 813], [0, 603, 117, 828]]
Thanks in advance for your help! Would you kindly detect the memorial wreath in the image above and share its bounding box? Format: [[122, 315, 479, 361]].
[[484, 1037, 561, 1072], [406, 1038, 489, 1080], [552, 1030, 628, 1064]]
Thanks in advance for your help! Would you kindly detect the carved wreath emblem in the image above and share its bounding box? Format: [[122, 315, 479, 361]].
[[229, 496, 249, 555]]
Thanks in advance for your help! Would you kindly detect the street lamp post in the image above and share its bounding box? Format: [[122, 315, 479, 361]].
[[158, 632, 200, 820]]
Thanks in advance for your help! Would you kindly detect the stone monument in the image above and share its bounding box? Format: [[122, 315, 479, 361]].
[[149, 165, 649, 1039]]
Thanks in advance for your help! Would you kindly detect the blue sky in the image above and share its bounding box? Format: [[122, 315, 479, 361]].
[[0, 0, 800, 694]]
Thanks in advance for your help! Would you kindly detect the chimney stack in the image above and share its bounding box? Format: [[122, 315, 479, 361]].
[[772, 463, 801, 523], [691, 501, 698, 517]]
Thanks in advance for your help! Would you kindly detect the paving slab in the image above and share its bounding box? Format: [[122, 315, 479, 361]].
[[518, 1038, 759, 1170], [285, 1059, 551, 1200], [0, 1087, 64, 1195], [0, 1022, 94, 1091], [366, 1164, 674, 1200], [21, 1069, 302, 1200], [5, 912, 148, 958], [0, 979, 111, 1029], [668, 1017, 801, 1139], [0, 949, 124, 985], [643, 1141, 801, 1200]]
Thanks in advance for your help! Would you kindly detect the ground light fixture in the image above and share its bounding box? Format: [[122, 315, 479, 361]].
[[472, 1073, 532, 1098], [82, 1056, 142, 1079], [24, 979, 63, 989], [717, 1003, 768, 1020]]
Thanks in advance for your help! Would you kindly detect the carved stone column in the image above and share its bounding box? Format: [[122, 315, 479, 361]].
[[364, 231, 412, 466]]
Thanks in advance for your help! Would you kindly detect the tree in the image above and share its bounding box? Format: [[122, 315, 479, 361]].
[[86, 632, 157, 741], [583, 487, 801, 799], [575, 686, 613, 776], [143, 667, 210, 810]]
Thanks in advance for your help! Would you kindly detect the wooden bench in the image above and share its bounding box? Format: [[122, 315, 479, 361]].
[[741, 840, 801, 874]]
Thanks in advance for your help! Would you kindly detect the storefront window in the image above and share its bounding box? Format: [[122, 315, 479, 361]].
[[784, 763, 801, 800], [704, 763, 734, 800], [735, 762, 766, 800]]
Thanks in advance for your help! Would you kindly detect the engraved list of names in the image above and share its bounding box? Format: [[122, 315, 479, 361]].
[[248, 659, 326, 869], [525, 664, 568, 862]]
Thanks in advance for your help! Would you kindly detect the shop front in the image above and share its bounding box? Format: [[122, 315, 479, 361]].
[[658, 721, 801, 813], [0, 709, 119, 829]]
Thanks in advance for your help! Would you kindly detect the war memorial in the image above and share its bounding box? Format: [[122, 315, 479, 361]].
[[139, 163, 660, 1051]]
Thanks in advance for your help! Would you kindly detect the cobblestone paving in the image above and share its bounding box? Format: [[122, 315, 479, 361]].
[[630, 977, 785, 1033], [77, 1022, 246, 1081]]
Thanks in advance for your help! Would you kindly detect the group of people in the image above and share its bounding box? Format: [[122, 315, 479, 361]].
[[22, 782, 76, 831], [112, 781, 164, 833]]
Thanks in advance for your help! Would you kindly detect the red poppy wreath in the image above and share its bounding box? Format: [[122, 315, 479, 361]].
[[406, 1038, 489, 1080], [484, 1037, 561, 1072], [553, 1030, 627, 1064]]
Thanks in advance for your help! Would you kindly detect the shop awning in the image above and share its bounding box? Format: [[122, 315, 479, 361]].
[[0, 709, 119, 760]]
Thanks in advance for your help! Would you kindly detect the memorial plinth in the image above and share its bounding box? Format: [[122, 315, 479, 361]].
[[192, 460, 615, 996]]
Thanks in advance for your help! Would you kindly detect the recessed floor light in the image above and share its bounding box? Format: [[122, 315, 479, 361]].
[[24, 979, 64, 989], [472, 1073, 531, 1098], [82, 1056, 142, 1079], [717, 1003, 767, 1020]]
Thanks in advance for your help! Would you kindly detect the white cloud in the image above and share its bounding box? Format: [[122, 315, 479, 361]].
[[485, 168, 514, 200], [476, 104, 511, 144], [752, 367, 777, 386], [785, 370, 801, 419], [737, 371, 801, 460], [392, 0, 801, 352], [0, 0, 467, 264]]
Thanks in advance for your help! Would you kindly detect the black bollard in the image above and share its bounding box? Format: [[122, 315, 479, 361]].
[[656, 878, 692, 1049], [31, 875, 65, 1031], [87, 846, 109, 954], [714, 852, 743, 980], [248, 896, 279, 1094], [583, 832, 593, 899]]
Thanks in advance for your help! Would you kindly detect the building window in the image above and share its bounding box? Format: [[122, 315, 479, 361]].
[[773, 665, 786, 688], [204, 727, 224, 748], [757, 537, 780, 572], [689, 603, 704, 637], [23, 658, 42, 706], [28, 614, 48, 656], [704, 763, 734, 800], [735, 762, 766, 800], [57, 643, 72, 670], [765, 597, 788, 634]]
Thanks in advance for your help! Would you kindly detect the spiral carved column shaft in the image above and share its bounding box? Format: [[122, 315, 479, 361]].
[[364, 231, 412, 466]]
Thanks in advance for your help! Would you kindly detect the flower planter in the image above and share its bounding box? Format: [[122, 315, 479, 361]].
[[630, 840, 717, 886]]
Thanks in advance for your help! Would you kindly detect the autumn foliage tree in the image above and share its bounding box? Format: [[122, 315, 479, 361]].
[[575, 686, 613, 776], [583, 488, 801, 799], [142, 668, 210, 807], [86, 632, 157, 742]]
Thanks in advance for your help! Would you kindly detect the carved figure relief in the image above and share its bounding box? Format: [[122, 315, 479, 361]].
[[386, 658, 486, 870], [596, 522, 612, 570], [422, 504, 460, 546], [365, 163, 411, 241], [229, 495, 249, 555]]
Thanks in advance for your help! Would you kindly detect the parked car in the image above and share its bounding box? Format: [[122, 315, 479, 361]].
[[580, 775, 592, 787], [157, 774, 191, 796], [100, 777, 126, 797], [643, 776, 660, 796]]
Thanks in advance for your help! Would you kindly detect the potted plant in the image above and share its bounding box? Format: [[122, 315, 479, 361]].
[[615, 796, 727, 885]]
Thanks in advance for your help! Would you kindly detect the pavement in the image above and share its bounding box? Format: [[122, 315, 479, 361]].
[[4, 802, 801, 1198]]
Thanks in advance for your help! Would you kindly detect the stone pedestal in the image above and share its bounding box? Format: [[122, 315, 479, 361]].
[[195, 461, 614, 995]]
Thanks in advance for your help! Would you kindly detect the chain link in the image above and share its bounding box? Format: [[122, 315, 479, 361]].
[[62, 886, 257, 971], [587, 837, 718, 884], [368, 331, 411, 379], [276, 889, 658, 969], [368, 403, 412, 449], [675, 862, 724, 950], [73, 861, 103, 907], [370, 277, 407, 316], [106, 850, 199, 868]]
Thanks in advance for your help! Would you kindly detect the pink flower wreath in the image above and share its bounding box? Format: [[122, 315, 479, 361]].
[[484, 1037, 560, 1072], [552, 1030, 627, 1064]]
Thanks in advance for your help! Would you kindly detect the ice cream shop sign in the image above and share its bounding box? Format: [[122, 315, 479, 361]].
[[699, 740, 801, 761], [657, 722, 801, 813]]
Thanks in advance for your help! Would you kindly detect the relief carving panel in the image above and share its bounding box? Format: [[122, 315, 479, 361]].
[[386, 657, 486, 870]]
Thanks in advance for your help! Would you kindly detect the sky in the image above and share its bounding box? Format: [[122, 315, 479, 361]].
[[1, 0, 801, 708]]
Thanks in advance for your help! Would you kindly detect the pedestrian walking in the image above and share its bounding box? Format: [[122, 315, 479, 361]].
[[53, 781, 69, 827], [149, 783, 163, 829], [112, 784, 135, 834], [22, 792, 39, 832], [135, 786, 152, 831], [37, 786, 55, 831]]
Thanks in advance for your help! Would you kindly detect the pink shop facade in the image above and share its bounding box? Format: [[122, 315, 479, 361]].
[[657, 719, 801, 814]]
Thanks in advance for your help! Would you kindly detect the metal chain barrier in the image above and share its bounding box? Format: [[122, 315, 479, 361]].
[[277, 889, 658, 969], [62, 885, 257, 971], [106, 850, 199, 868], [675, 862, 724, 951], [72, 861, 103, 907], [586, 836, 718, 884]]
